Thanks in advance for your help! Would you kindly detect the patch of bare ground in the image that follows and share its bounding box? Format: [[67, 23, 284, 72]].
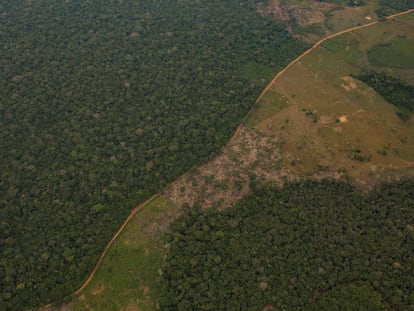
[[257, 0, 293, 24], [256, 0, 334, 39], [165, 126, 285, 209], [40, 302, 74, 311], [90, 285, 105, 296], [262, 304, 280, 311], [164, 126, 342, 209], [341, 76, 358, 91], [124, 303, 139, 311], [257, 0, 332, 26]]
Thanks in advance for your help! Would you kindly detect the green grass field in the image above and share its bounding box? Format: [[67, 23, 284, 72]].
[[248, 12, 414, 186], [368, 36, 414, 69], [245, 90, 291, 128], [72, 196, 179, 311]]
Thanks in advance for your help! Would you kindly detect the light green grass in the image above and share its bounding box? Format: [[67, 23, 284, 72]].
[[245, 90, 290, 128], [324, 1, 380, 32], [249, 15, 414, 185], [368, 36, 414, 68], [396, 11, 414, 23], [73, 196, 179, 311], [321, 15, 414, 83]]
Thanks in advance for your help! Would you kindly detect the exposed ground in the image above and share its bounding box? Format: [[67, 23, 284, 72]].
[[164, 126, 341, 209], [250, 11, 414, 190], [257, 0, 383, 43]]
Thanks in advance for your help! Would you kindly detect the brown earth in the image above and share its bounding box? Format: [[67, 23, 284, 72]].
[[164, 126, 342, 209]]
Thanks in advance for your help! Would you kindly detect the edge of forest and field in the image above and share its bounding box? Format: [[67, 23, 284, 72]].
[[59, 7, 414, 310]]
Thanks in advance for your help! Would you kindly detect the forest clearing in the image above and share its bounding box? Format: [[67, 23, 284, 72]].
[[68, 6, 414, 311]]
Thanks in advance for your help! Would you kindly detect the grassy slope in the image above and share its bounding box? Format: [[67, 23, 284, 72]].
[[249, 12, 414, 188], [72, 196, 179, 311]]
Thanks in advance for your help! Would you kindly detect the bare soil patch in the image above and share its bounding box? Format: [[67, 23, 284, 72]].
[[341, 76, 358, 91], [164, 126, 342, 209], [165, 126, 287, 209]]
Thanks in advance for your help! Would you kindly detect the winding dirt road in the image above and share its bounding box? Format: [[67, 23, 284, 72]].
[[50, 8, 414, 307], [255, 8, 414, 104], [74, 193, 160, 295]]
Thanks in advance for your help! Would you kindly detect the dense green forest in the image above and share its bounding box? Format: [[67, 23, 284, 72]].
[[0, 0, 308, 308], [353, 71, 414, 121], [160, 180, 414, 310], [376, 0, 414, 18], [380, 0, 414, 11], [317, 0, 365, 6]]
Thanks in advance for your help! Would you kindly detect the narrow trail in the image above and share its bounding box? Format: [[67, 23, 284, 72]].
[[73, 193, 160, 295], [44, 8, 414, 309], [231, 124, 243, 141], [67, 167, 196, 301], [254, 8, 414, 104]]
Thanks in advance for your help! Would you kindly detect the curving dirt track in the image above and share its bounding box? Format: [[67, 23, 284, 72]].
[[73, 193, 160, 295], [254, 8, 414, 104], [41, 8, 414, 309]]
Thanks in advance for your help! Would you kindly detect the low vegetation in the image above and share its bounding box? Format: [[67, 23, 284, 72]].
[[368, 36, 414, 69], [353, 71, 414, 121], [72, 196, 179, 311], [249, 11, 414, 186]]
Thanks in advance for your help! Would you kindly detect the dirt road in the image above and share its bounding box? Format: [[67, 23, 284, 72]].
[[255, 8, 414, 104], [73, 193, 160, 295], [55, 7, 414, 306]]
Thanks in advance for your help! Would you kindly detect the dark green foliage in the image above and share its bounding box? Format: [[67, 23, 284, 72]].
[[0, 0, 308, 309], [380, 0, 414, 12], [317, 0, 364, 6], [352, 71, 414, 121], [347, 0, 365, 7], [160, 180, 414, 310], [317, 0, 347, 5], [376, 0, 414, 18], [309, 282, 387, 310]]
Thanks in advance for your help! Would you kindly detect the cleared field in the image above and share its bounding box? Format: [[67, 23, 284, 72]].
[[249, 13, 414, 187], [324, 2, 380, 33], [245, 90, 290, 128], [260, 0, 382, 43], [368, 37, 414, 69], [72, 196, 179, 311]]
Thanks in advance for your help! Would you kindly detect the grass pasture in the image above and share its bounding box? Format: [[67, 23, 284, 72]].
[[322, 18, 414, 82], [73, 196, 179, 311], [249, 13, 414, 187], [245, 90, 290, 128], [258, 1, 384, 43], [324, 2, 380, 33], [368, 36, 414, 69]]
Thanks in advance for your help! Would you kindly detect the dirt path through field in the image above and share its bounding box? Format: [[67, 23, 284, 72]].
[[73, 193, 160, 295], [254, 8, 414, 104], [44, 8, 414, 309]]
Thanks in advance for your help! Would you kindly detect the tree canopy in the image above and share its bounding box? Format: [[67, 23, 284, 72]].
[[0, 0, 307, 308], [161, 180, 414, 310]]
